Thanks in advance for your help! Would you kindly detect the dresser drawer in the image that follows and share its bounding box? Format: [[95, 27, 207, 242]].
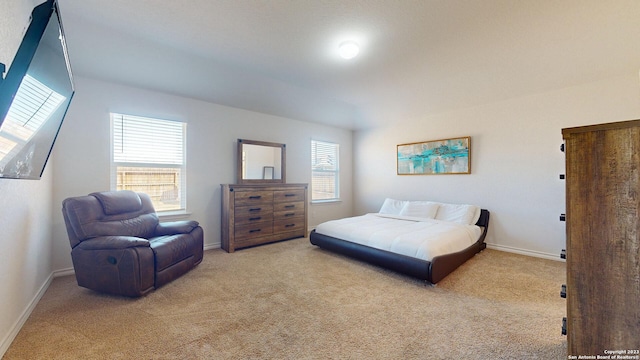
[[235, 205, 274, 225], [235, 191, 273, 206], [273, 189, 305, 203], [274, 202, 305, 220], [235, 212, 274, 225], [273, 219, 305, 233], [273, 201, 304, 212], [235, 222, 273, 240]]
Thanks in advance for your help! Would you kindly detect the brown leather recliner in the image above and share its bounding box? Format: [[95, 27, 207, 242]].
[[62, 190, 204, 297]]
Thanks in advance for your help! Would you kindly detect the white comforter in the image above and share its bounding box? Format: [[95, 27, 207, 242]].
[[314, 213, 482, 262]]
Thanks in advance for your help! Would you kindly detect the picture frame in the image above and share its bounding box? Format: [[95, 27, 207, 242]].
[[397, 136, 471, 175]]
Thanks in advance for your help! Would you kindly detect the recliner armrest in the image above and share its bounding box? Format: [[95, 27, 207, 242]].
[[155, 220, 199, 235], [75, 236, 150, 250]]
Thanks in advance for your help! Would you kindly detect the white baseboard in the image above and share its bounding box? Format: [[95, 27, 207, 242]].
[[486, 243, 565, 262], [204, 242, 221, 251], [0, 272, 54, 358], [53, 267, 75, 278]]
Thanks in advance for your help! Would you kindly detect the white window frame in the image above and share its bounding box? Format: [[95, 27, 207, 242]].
[[110, 113, 187, 215], [311, 139, 340, 202]]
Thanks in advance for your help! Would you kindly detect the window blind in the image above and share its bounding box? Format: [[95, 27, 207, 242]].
[[311, 140, 339, 201], [112, 113, 184, 165]]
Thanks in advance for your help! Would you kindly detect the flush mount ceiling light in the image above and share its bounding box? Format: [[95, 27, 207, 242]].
[[338, 41, 360, 59]]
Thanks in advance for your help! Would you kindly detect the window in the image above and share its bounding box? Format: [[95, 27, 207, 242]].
[[311, 140, 339, 201], [111, 113, 186, 213]]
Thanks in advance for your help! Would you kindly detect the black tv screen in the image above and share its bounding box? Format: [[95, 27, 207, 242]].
[[0, 0, 74, 179]]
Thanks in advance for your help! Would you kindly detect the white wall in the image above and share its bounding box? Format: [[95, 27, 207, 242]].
[[353, 73, 640, 259], [1, 1, 637, 355], [50, 76, 354, 271], [0, 0, 55, 356]]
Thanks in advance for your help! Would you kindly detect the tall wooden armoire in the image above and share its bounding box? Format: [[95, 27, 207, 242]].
[[562, 119, 640, 357]]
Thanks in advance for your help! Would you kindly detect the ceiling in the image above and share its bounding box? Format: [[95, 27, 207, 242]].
[[56, 0, 640, 130]]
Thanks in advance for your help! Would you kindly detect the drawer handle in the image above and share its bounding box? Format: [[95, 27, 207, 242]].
[[285, 224, 296, 228], [284, 205, 295, 209], [249, 195, 262, 199], [249, 208, 262, 212], [560, 284, 566, 298], [249, 229, 262, 233], [249, 217, 261, 221], [285, 194, 296, 197], [284, 213, 295, 217]]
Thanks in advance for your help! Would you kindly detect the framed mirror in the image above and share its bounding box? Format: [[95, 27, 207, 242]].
[[237, 139, 286, 184]]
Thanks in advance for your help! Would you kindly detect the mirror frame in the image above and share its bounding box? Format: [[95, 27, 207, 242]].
[[237, 139, 286, 184]]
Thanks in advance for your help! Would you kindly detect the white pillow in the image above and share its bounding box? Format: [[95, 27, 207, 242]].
[[399, 201, 440, 219], [379, 198, 407, 215], [435, 203, 480, 225], [470, 207, 482, 225]]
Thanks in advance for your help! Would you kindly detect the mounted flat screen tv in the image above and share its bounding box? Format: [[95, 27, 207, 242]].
[[0, 0, 74, 179]]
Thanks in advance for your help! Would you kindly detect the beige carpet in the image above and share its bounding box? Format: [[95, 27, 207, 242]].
[[4, 238, 567, 359]]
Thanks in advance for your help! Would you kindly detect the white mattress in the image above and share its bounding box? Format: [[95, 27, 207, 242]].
[[314, 213, 482, 262]]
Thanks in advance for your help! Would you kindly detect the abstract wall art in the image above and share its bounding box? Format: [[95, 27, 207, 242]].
[[397, 136, 471, 175]]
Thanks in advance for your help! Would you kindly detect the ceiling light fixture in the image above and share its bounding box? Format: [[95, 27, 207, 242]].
[[338, 41, 360, 59]]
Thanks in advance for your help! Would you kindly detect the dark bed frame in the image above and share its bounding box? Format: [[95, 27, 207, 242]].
[[309, 209, 490, 284]]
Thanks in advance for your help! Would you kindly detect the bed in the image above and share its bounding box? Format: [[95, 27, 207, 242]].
[[309, 199, 490, 284]]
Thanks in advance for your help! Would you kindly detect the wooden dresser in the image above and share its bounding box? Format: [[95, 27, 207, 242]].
[[221, 183, 308, 252], [562, 119, 640, 356]]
